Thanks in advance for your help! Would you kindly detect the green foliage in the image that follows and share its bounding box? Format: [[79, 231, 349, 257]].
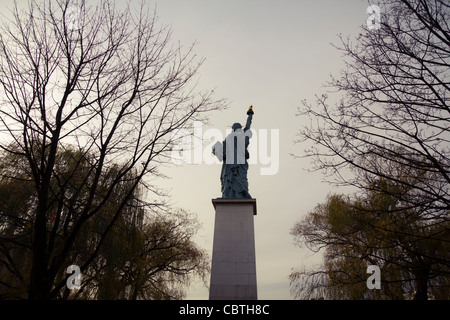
[[290, 185, 449, 300], [0, 144, 208, 299]]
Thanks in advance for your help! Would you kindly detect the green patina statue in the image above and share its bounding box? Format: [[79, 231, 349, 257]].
[[212, 106, 254, 198]]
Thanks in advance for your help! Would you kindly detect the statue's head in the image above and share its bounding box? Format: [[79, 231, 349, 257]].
[[232, 123, 242, 131]]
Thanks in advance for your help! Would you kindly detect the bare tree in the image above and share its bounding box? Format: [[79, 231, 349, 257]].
[[294, 0, 449, 300], [297, 0, 449, 212], [0, 0, 224, 299]]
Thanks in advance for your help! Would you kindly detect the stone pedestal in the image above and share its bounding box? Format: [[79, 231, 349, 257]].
[[209, 198, 257, 300]]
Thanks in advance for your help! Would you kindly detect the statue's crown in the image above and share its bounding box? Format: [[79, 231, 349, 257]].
[[232, 122, 242, 130]]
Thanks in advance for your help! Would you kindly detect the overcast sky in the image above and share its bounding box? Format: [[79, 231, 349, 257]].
[[152, 0, 373, 299], [2, 0, 375, 300]]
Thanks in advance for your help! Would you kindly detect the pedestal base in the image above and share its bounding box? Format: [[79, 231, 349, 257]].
[[209, 198, 257, 300]]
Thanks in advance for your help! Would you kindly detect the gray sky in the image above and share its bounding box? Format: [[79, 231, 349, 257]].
[[2, 0, 374, 299], [152, 0, 372, 299]]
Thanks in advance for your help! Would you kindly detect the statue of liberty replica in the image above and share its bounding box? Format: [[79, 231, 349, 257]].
[[212, 106, 254, 198], [209, 106, 257, 300]]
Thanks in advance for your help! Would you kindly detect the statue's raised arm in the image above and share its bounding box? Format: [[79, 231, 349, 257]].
[[244, 105, 254, 132]]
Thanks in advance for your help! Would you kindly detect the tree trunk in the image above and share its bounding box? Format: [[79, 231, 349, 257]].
[[413, 266, 430, 300], [29, 201, 50, 300]]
